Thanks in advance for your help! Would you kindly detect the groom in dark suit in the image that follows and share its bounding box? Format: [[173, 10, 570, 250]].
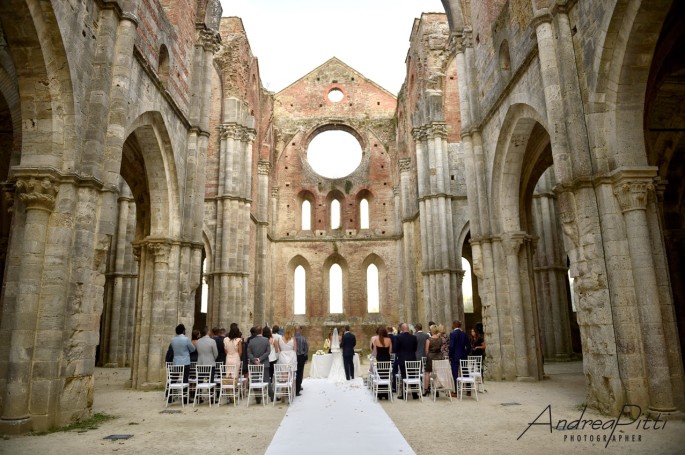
[[340, 325, 356, 380]]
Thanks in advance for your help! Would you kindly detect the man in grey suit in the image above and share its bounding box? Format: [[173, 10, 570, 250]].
[[247, 326, 273, 403], [414, 323, 430, 363]]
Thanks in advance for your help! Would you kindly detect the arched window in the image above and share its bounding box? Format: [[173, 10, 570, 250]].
[[302, 200, 311, 230], [367, 264, 379, 313], [360, 198, 369, 229], [331, 199, 341, 229], [329, 264, 343, 313], [294, 265, 306, 315], [462, 258, 473, 313]]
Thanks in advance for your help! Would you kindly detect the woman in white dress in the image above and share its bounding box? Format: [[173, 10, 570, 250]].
[[277, 326, 298, 371], [327, 327, 347, 383]]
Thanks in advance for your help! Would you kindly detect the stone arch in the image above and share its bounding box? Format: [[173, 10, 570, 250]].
[[123, 112, 180, 239], [355, 189, 373, 230], [595, 0, 673, 168], [297, 189, 315, 231], [440, 0, 466, 32], [0, 0, 76, 170], [158, 43, 170, 86], [490, 103, 549, 233], [325, 189, 346, 230]]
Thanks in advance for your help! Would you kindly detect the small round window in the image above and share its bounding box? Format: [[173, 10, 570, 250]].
[[307, 129, 362, 179], [328, 88, 344, 103]]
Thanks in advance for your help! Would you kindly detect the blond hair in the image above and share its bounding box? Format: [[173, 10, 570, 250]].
[[283, 325, 295, 341]]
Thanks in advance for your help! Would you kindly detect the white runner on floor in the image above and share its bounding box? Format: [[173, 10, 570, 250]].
[[265, 378, 415, 455]]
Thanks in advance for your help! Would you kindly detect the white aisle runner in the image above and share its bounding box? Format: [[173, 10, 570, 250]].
[[264, 378, 416, 455]]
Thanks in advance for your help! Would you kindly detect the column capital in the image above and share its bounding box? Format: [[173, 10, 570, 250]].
[[411, 126, 427, 142], [16, 177, 58, 212], [502, 232, 527, 256], [148, 241, 171, 264], [271, 187, 279, 198], [220, 123, 256, 142], [610, 167, 658, 213], [197, 29, 221, 53], [426, 122, 448, 140], [257, 160, 272, 175], [399, 158, 412, 173]]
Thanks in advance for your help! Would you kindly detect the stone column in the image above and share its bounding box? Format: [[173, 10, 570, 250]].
[[502, 232, 532, 380], [146, 241, 171, 386], [399, 159, 418, 323], [0, 177, 57, 433], [613, 172, 675, 412], [254, 160, 271, 326]]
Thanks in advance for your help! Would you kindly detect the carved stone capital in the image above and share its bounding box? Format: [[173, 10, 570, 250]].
[[220, 123, 255, 142], [411, 126, 427, 142], [502, 232, 526, 256], [148, 242, 171, 264], [426, 122, 448, 139], [197, 29, 221, 53], [16, 177, 58, 211], [393, 185, 400, 197], [613, 181, 653, 213], [399, 158, 412, 173], [1, 182, 15, 214], [271, 187, 279, 198], [258, 160, 272, 175]]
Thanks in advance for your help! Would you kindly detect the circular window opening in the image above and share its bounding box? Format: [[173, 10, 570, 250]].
[[307, 130, 362, 179], [328, 88, 344, 103]]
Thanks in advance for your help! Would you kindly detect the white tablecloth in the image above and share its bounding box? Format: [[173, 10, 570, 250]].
[[309, 353, 360, 379]]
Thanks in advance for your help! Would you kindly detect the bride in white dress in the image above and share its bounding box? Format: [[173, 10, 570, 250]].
[[327, 328, 347, 383]]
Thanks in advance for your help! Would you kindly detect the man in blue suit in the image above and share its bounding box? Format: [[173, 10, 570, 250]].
[[340, 325, 356, 380], [448, 320, 471, 395]]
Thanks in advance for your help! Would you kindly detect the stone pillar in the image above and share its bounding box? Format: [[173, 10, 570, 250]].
[[0, 177, 57, 434], [399, 159, 418, 324], [254, 160, 271, 326], [502, 232, 533, 380], [146, 241, 171, 387], [613, 171, 676, 412]]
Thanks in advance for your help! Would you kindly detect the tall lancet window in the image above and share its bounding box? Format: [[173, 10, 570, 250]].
[[367, 264, 379, 313], [331, 199, 341, 229], [301, 200, 311, 230], [294, 265, 306, 315], [360, 198, 369, 229], [329, 264, 343, 313]]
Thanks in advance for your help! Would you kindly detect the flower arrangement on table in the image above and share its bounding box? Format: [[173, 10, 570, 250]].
[[315, 350, 326, 356], [323, 338, 330, 351]]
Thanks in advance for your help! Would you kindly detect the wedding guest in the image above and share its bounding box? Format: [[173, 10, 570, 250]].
[[424, 325, 443, 395], [295, 327, 308, 396], [277, 326, 298, 371], [414, 323, 430, 364], [224, 325, 243, 371], [394, 323, 418, 399], [212, 327, 226, 365], [470, 327, 486, 370], [265, 326, 279, 380], [247, 326, 273, 403], [438, 324, 449, 360], [190, 329, 200, 363], [196, 326, 218, 399], [369, 326, 381, 358], [373, 327, 392, 400], [170, 324, 196, 389], [449, 320, 471, 396]]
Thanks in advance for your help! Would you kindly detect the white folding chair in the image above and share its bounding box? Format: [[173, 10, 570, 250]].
[[166, 364, 188, 407], [214, 361, 224, 383], [218, 363, 240, 406], [468, 355, 484, 392], [366, 357, 376, 390], [457, 359, 478, 401], [430, 360, 454, 402], [273, 364, 294, 405], [246, 364, 269, 407], [373, 361, 393, 402], [188, 361, 198, 399], [193, 365, 216, 407], [164, 361, 174, 401], [402, 360, 423, 402]]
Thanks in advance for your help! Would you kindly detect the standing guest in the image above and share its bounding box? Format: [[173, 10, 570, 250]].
[[438, 324, 449, 360], [340, 325, 357, 380], [190, 329, 200, 363], [394, 322, 418, 398], [414, 323, 430, 364], [470, 327, 486, 370], [424, 325, 443, 395], [448, 320, 471, 396], [266, 325, 279, 380], [294, 327, 309, 396], [247, 326, 273, 403], [170, 324, 196, 390], [196, 325, 218, 394], [369, 326, 381, 358], [277, 326, 298, 371], [224, 325, 243, 371], [212, 327, 226, 365], [272, 324, 282, 345], [373, 327, 392, 400]]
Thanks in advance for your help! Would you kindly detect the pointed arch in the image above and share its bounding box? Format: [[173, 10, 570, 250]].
[[362, 254, 386, 314]]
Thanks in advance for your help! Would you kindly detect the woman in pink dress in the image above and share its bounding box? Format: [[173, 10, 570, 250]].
[[224, 325, 242, 370]]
